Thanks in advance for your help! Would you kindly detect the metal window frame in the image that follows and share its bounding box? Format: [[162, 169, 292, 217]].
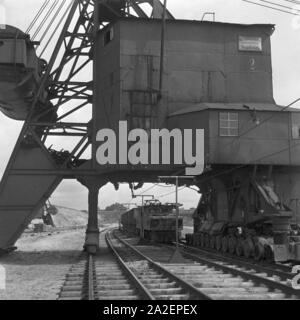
[[219, 112, 239, 137]]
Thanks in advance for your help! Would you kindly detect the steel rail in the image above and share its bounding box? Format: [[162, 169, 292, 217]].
[[180, 242, 293, 280], [82, 228, 109, 300], [88, 254, 95, 300], [105, 232, 155, 300], [178, 248, 300, 298], [111, 231, 212, 300]]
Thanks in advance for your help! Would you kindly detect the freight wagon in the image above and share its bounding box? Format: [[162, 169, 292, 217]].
[[120, 200, 183, 243]]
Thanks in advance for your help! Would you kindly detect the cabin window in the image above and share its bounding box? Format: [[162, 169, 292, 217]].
[[219, 112, 239, 137], [104, 27, 114, 46], [292, 113, 300, 139]]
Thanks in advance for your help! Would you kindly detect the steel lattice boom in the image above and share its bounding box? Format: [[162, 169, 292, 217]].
[[0, 0, 174, 253]]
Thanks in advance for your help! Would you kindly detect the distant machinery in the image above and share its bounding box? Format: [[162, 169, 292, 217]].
[[0, 25, 50, 121], [120, 200, 183, 243], [0, 0, 299, 261]]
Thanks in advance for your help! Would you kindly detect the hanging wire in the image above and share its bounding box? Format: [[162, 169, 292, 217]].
[[156, 185, 200, 200], [282, 0, 300, 5], [242, 0, 300, 15], [135, 183, 160, 197], [198, 139, 300, 188], [258, 0, 300, 11], [26, 0, 50, 34], [32, 0, 59, 41], [221, 98, 300, 153], [157, 187, 187, 199], [39, 0, 74, 57], [38, 0, 66, 44], [129, 182, 180, 204]]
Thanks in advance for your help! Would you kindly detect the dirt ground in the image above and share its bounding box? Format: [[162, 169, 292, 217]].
[[0, 229, 86, 300]]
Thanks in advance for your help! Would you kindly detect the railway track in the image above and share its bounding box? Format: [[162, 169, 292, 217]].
[[169, 249, 300, 299], [180, 239, 294, 273], [58, 229, 300, 300], [179, 242, 294, 280], [107, 231, 210, 300], [116, 231, 300, 300], [58, 229, 152, 300], [58, 229, 211, 300]]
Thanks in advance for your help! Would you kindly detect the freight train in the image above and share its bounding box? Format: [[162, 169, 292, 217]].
[[120, 200, 183, 243]]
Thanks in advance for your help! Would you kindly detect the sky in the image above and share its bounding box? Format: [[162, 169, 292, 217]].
[[0, 0, 300, 210]]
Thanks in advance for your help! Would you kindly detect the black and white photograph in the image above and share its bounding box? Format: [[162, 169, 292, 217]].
[[0, 0, 300, 309]]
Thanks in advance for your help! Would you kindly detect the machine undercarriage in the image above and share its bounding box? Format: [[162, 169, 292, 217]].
[[187, 166, 300, 262]]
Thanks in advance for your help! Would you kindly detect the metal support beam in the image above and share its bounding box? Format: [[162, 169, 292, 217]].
[[79, 177, 104, 254], [86, 183, 100, 254], [159, 176, 194, 263]]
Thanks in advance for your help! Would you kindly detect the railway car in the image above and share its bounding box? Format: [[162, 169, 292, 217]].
[[120, 200, 183, 243], [0, 25, 54, 121], [120, 207, 140, 235]]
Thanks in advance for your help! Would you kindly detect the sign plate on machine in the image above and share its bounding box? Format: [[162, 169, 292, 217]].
[[239, 36, 262, 52]]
